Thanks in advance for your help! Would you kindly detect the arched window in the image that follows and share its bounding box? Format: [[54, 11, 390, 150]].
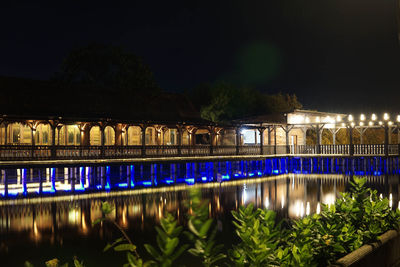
[[35, 124, 52, 145], [57, 125, 80, 145], [145, 127, 156, 145], [90, 126, 101, 146], [104, 126, 115, 145], [127, 126, 141, 145], [0, 124, 6, 145], [8, 123, 32, 145], [182, 130, 190, 145], [163, 129, 177, 145]]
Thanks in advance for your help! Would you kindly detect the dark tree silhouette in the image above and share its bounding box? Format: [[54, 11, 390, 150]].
[[53, 44, 159, 97], [187, 82, 302, 123]]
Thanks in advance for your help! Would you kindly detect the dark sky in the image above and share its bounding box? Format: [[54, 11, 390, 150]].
[[1, 1, 400, 113]]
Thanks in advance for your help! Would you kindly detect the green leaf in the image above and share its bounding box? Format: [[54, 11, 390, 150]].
[[144, 244, 162, 261], [155, 226, 168, 241], [73, 258, 84, 267], [101, 202, 114, 215], [199, 219, 213, 238], [126, 252, 137, 267], [164, 237, 179, 256], [114, 244, 137, 252], [188, 219, 201, 237], [174, 243, 189, 261], [104, 237, 125, 252], [45, 259, 60, 267]]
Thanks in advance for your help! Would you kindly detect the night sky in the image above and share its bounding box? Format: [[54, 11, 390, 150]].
[[1, 1, 400, 113]]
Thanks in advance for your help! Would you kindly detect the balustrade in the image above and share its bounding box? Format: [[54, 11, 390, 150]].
[[0, 143, 396, 161]]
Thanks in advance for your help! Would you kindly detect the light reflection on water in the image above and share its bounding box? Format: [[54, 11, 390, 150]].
[[0, 157, 397, 198], [0, 173, 398, 245], [1, 153, 399, 266]]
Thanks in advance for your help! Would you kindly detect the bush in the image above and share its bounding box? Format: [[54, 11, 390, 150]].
[[232, 177, 400, 266]]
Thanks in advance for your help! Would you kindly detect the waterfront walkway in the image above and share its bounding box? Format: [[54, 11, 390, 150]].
[[0, 144, 398, 164]]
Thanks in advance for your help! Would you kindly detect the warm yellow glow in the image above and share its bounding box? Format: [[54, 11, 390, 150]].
[[360, 114, 365, 121], [315, 116, 321, 123], [350, 122, 355, 127], [324, 116, 333, 124], [323, 193, 335, 207], [379, 121, 383, 126], [295, 201, 305, 217], [305, 117, 310, 123], [388, 121, 393, 126], [300, 202, 304, 217], [348, 114, 353, 121], [306, 202, 310, 216], [397, 115, 400, 122], [368, 121, 373, 126], [81, 213, 88, 234], [341, 123, 346, 127], [0, 174, 345, 208], [287, 114, 305, 124], [359, 122, 364, 126], [384, 113, 389, 121], [265, 198, 269, 209], [371, 114, 377, 121], [336, 115, 341, 122], [316, 202, 321, 214]]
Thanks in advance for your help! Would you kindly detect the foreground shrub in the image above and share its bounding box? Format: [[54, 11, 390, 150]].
[[232, 177, 400, 266]]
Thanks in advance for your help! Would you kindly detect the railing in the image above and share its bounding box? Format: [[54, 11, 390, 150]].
[[213, 146, 236, 155], [354, 144, 384, 155], [0, 144, 398, 161], [320, 145, 350, 155], [239, 145, 260, 155]]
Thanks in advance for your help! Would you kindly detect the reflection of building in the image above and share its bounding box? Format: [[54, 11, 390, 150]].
[[1, 174, 397, 245]]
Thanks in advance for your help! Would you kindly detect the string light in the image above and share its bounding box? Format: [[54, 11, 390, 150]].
[[348, 114, 354, 122], [384, 113, 389, 121]]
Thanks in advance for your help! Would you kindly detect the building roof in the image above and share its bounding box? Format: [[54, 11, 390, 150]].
[[233, 113, 287, 125]]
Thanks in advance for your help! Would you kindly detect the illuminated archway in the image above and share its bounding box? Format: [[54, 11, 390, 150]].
[[8, 122, 32, 144], [127, 126, 141, 145], [90, 126, 101, 146], [104, 126, 115, 145], [145, 127, 156, 145], [35, 123, 52, 145], [57, 125, 80, 145], [163, 128, 177, 145]]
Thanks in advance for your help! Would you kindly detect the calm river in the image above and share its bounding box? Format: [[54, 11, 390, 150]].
[[0, 157, 398, 266]]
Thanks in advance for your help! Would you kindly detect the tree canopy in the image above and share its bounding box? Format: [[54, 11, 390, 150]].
[[53, 44, 159, 97], [187, 82, 302, 123]]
